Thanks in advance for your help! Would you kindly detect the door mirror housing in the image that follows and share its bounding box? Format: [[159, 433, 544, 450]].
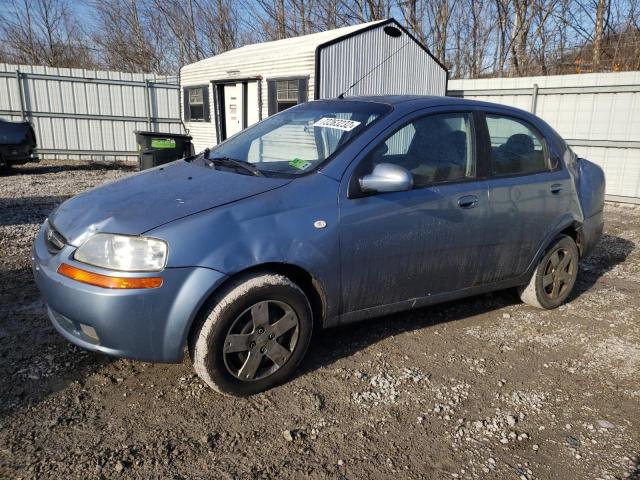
[[359, 163, 413, 193]]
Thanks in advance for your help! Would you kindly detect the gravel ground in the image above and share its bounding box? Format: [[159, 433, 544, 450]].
[[1, 160, 639, 480]]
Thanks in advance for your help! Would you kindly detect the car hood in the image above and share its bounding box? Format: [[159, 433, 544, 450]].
[[49, 160, 290, 246]]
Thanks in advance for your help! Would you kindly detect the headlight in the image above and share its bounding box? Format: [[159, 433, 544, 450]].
[[74, 233, 168, 272]]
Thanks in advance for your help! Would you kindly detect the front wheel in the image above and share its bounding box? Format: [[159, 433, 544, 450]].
[[518, 234, 579, 309], [189, 273, 313, 396]]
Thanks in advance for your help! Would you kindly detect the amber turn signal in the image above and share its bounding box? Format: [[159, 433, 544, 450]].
[[57, 263, 163, 289]]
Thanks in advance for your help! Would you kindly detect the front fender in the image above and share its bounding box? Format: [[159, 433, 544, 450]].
[[147, 174, 342, 319]]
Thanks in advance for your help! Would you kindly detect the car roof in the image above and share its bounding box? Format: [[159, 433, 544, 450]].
[[320, 94, 541, 123], [321, 94, 518, 111]]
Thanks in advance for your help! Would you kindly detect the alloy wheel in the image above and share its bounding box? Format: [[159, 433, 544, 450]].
[[222, 300, 300, 381], [542, 247, 575, 299]]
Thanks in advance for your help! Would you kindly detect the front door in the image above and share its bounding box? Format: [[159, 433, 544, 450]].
[[339, 110, 490, 313]]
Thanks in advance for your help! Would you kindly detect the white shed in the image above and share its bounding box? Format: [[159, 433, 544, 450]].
[[180, 19, 448, 152]]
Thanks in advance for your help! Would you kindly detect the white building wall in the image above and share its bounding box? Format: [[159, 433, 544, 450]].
[[180, 23, 376, 152], [448, 72, 640, 201]]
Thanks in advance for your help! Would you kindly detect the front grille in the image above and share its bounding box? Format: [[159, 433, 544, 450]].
[[44, 222, 66, 254]]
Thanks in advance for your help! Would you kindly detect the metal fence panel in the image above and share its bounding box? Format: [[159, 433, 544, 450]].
[[0, 63, 183, 161], [448, 72, 640, 202]]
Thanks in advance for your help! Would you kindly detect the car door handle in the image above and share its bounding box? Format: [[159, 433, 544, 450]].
[[458, 195, 479, 209], [550, 184, 563, 194]]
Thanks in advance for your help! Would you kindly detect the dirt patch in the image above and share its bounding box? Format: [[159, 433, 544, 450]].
[[1, 160, 639, 479]]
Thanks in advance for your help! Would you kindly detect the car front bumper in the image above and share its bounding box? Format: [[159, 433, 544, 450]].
[[32, 224, 228, 363]]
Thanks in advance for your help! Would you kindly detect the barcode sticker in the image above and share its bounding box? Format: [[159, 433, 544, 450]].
[[313, 117, 361, 131]]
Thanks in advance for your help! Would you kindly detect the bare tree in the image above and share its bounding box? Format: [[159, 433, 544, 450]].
[[592, 0, 609, 67], [91, 0, 169, 73], [0, 0, 95, 68], [1, 0, 639, 78]]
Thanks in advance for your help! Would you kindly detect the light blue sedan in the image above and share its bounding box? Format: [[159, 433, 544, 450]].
[[33, 96, 605, 395]]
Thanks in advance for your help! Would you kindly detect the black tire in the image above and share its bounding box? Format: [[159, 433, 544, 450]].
[[518, 234, 579, 309], [189, 272, 313, 396]]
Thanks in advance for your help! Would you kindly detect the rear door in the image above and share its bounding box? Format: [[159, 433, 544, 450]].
[[339, 109, 490, 313], [480, 111, 573, 283]]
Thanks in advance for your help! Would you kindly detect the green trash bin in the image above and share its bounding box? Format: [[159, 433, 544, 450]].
[[134, 131, 194, 170]]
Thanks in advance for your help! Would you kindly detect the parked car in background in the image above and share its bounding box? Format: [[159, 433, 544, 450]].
[[0, 119, 37, 170], [32, 96, 605, 396]]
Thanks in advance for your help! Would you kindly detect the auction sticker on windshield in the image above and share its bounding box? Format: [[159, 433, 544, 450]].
[[313, 117, 361, 131], [289, 158, 312, 170]]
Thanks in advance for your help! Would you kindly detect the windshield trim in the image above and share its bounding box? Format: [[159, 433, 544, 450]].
[[206, 100, 395, 179]]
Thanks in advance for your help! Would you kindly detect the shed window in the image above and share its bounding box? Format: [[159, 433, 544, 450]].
[[267, 78, 308, 115], [277, 80, 299, 106], [183, 85, 210, 122]]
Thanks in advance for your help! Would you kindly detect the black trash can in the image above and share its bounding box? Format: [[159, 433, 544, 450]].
[[134, 131, 194, 171]]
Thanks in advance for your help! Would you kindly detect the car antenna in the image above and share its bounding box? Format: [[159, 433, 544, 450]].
[[336, 25, 408, 99]]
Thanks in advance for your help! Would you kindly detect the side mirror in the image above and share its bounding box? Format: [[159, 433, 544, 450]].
[[359, 163, 413, 193]]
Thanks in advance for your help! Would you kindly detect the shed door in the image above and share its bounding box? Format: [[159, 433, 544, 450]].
[[246, 82, 260, 126], [216, 81, 260, 142], [223, 83, 243, 138]]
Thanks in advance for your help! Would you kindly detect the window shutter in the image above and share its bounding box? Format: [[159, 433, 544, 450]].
[[267, 80, 277, 116], [183, 87, 191, 122], [298, 78, 308, 103], [202, 85, 210, 122]]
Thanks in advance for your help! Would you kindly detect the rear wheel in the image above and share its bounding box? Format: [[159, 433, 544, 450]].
[[519, 234, 579, 309], [190, 273, 313, 396]]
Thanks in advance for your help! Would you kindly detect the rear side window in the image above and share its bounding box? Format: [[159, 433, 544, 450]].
[[486, 115, 550, 176], [365, 112, 475, 188]]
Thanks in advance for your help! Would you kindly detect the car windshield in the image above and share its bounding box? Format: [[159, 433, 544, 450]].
[[206, 100, 392, 176]]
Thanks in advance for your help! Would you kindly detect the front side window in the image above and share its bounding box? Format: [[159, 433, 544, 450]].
[[207, 100, 391, 176], [486, 115, 550, 175], [361, 112, 476, 188]]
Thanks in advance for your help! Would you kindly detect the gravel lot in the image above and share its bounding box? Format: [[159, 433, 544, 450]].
[[1, 160, 639, 480]]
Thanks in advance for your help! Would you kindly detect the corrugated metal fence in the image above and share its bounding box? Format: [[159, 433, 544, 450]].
[[448, 71, 640, 203], [0, 63, 183, 161]]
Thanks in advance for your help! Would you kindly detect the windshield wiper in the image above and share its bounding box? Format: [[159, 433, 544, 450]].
[[207, 155, 264, 177]]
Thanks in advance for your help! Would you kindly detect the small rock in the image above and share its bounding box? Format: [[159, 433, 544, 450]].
[[597, 420, 614, 429], [507, 415, 517, 427], [417, 416, 424, 424], [488, 458, 496, 464], [566, 436, 580, 447], [115, 461, 125, 473], [337, 459, 344, 466], [502, 313, 511, 319], [283, 430, 294, 442], [533, 444, 539, 451]]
